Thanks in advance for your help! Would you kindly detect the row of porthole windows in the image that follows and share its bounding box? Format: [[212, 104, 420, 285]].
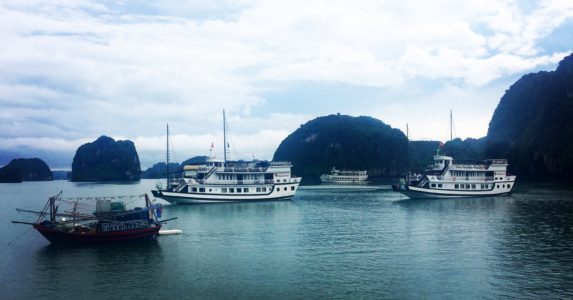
[[190, 187, 268, 193], [276, 186, 296, 192], [188, 186, 296, 193], [496, 184, 511, 189], [454, 184, 489, 190]]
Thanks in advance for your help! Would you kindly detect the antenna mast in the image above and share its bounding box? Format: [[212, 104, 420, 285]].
[[450, 109, 453, 142], [166, 123, 170, 188], [223, 110, 230, 162]]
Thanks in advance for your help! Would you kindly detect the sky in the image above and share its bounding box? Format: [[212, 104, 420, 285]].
[[1, 0, 572, 169]]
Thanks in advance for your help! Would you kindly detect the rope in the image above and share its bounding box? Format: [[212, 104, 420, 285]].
[[6, 226, 34, 246], [60, 194, 147, 201]]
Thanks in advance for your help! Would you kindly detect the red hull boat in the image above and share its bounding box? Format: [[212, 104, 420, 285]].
[[13, 192, 175, 245]]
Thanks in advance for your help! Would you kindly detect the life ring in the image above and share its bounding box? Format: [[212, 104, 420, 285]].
[[453, 177, 456, 181]]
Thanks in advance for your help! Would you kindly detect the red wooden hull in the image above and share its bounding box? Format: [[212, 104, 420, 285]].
[[34, 224, 161, 244]]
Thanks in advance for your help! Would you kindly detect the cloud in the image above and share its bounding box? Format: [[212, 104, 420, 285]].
[[0, 0, 572, 163]]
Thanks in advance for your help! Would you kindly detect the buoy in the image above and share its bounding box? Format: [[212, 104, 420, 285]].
[[159, 229, 182, 235]]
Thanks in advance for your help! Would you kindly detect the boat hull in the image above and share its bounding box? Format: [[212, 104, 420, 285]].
[[392, 185, 513, 199], [152, 189, 296, 204], [34, 224, 161, 244]]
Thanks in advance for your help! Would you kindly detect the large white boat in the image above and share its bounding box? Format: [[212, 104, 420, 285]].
[[320, 167, 368, 184], [392, 150, 516, 199], [152, 159, 301, 204], [151, 111, 301, 204]]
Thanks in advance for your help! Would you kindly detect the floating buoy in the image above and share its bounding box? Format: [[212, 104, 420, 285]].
[[159, 229, 182, 235]]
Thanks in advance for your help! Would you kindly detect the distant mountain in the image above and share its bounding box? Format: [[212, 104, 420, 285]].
[[181, 156, 209, 166], [408, 141, 441, 172], [408, 138, 486, 172], [141, 156, 209, 179], [0, 158, 53, 182], [0, 148, 72, 170], [72, 136, 141, 182], [273, 114, 408, 180], [142, 162, 181, 179], [487, 53, 573, 179], [52, 171, 71, 181]]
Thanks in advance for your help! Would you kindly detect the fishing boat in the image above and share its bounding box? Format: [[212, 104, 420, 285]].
[[12, 192, 175, 244], [320, 167, 368, 184], [392, 149, 516, 198], [151, 110, 302, 204]]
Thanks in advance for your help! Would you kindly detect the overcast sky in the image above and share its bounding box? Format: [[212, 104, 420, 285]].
[[1, 0, 572, 168]]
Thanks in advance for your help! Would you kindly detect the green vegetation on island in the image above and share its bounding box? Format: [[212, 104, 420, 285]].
[[487, 53, 573, 180], [0, 158, 53, 183], [273, 114, 408, 181], [71, 136, 141, 182]]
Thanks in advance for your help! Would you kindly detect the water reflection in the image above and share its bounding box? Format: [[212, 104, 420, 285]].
[[32, 241, 164, 299]]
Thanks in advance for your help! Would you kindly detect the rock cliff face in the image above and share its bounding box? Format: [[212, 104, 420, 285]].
[[0, 158, 53, 182], [273, 114, 408, 180], [487, 53, 573, 179], [72, 136, 141, 182]]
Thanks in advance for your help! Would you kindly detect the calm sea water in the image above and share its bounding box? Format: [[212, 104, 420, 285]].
[[0, 180, 572, 299]]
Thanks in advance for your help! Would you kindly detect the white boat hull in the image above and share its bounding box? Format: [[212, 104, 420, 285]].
[[152, 183, 299, 204], [393, 181, 515, 199]]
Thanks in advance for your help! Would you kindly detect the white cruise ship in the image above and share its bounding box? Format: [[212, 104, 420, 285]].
[[151, 110, 301, 204], [152, 158, 301, 204], [320, 167, 368, 184], [392, 150, 516, 199]]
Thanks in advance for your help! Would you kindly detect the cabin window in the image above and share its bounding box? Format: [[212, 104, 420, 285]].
[[256, 187, 261, 192], [507, 184, 511, 189], [262, 187, 267, 192], [222, 188, 227, 193], [237, 188, 242, 193], [191, 187, 197, 192], [284, 187, 288, 191], [208, 189, 212, 192], [496, 185, 500, 189], [230, 188, 235, 193], [438, 184, 442, 188], [199, 188, 205, 193], [471, 184, 476, 189], [291, 186, 295, 191], [431, 183, 436, 188], [455, 184, 459, 189], [244, 188, 249, 193]]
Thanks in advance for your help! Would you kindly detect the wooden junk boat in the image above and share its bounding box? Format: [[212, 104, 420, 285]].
[[12, 192, 176, 244]]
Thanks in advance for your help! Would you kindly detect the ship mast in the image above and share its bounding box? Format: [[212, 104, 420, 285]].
[[166, 123, 170, 189], [223, 110, 230, 162], [450, 109, 453, 142]]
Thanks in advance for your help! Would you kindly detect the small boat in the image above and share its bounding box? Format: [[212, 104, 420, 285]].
[[392, 149, 516, 199], [12, 192, 176, 244], [151, 110, 302, 204], [320, 167, 368, 184]]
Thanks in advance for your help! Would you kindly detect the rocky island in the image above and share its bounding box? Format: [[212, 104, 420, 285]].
[[72, 136, 141, 182], [0, 158, 53, 183], [487, 53, 573, 180], [273, 114, 408, 181]]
